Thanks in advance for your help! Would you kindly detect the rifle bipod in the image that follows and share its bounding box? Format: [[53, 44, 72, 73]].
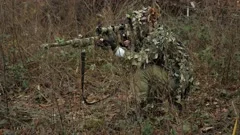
[[81, 50, 117, 105]]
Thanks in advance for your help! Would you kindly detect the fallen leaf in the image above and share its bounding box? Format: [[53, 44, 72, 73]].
[[201, 126, 214, 133]]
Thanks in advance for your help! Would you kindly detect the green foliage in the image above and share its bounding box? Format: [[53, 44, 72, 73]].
[[198, 46, 213, 64], [8, 63, 29, 89], [0, 34, 11, 39], [55, 37, 65, 44], [84, 117, 104, 130], [170, 15, 239, 84], [142, 120, 153, 135], [197, 25, 210, 42], [170, 128, 177, 135], [235, 51, 240, 62]]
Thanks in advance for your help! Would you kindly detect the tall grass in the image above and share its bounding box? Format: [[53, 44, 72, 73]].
[[0, 0, 239, 134]]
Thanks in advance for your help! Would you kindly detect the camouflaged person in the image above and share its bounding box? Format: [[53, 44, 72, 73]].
[[40, 6, 194, 110], [129, 25, 194, 110], [96, 6, 194, 110]]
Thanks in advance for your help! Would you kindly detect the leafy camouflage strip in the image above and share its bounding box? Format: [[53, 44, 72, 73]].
[[126, 6, 157, 51]]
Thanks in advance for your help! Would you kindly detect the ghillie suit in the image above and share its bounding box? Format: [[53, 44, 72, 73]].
[[130, 25, 194, 110], [42, 6, 194, 111], [95, 7, 194, 110]]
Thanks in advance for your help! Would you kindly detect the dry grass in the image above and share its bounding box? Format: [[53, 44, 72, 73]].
[[0, 0, 240, 134]]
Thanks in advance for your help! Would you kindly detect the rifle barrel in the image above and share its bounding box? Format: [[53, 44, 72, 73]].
[[41, 24, 130, 49], [41, 36, 99, 49]]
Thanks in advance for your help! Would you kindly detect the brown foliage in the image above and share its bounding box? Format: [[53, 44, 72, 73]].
[[0, 0, 239, 134]]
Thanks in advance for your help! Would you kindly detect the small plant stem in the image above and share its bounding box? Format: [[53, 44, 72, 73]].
[[53, 92, 65, 135], [0, 0, 9, 120]]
